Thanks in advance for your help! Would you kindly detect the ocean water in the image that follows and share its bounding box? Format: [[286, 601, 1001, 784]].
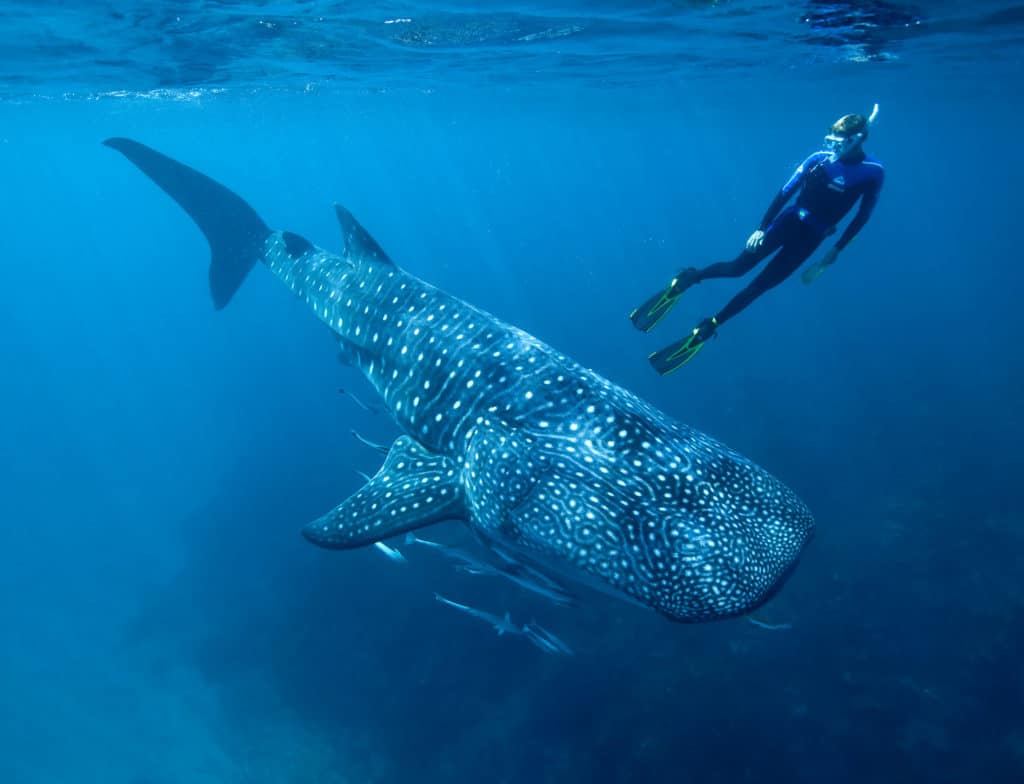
[[1, 2, 1022, 783]]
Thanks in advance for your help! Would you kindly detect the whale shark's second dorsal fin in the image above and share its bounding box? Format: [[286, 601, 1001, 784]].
[[334, 204, 393, 266]]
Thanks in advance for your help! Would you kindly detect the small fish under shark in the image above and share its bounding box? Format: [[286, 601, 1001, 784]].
[[105, 138, 815, 624], [434, 593, 574, 655], [404, 532, 576, 606]]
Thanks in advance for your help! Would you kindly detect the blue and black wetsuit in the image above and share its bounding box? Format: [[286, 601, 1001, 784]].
[[697, 149, 884, 324]]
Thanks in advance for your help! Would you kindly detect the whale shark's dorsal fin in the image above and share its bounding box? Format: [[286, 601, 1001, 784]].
[[334, 204, 394, 266], [302, 436, 464, 549], [103, 137, 272, 310]]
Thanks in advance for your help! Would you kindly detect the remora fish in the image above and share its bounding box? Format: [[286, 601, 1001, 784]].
[[434, 594, 574, 655], [105, 138, 814, 623], [404, 532, 577, 606]]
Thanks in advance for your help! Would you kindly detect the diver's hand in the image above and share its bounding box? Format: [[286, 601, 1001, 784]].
[[801, 247, 840, 285], [801, 264, 825, 285], [745, 230, 765, 251], [820, 247, 840, 267]]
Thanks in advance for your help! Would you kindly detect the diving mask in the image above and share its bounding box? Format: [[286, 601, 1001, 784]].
[[824, 103, 879, 161]]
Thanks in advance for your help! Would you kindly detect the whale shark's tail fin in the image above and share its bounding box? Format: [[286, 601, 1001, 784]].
[[103, 137, 272, 310]]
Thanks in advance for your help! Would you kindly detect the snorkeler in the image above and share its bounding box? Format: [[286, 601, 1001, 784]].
[[632, 106, 885, 374]]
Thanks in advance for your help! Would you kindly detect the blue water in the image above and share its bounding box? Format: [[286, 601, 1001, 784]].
[[2, 2, 1022, 782]]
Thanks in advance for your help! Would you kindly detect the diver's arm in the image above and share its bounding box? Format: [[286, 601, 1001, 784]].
[[756, 190, 789, 233], [833, 199, 873, 251], [758, 153, 823, 231], [802, 171, 883, 285], [750, 187, 792, 250], [801, 247, 838, 285], [834, 169, 884, 252]]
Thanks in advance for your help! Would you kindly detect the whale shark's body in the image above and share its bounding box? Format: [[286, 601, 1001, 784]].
[[106, 138, 814, 623]]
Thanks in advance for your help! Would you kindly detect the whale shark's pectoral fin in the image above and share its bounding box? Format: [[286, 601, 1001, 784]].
[[302, 436, 464, 549], [334, 204, 394, 267]]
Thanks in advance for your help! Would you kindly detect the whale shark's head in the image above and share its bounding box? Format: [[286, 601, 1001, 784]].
[[610, 426, 815, 622], [642, 490, 812, 621], [464, 411, 815, 623]]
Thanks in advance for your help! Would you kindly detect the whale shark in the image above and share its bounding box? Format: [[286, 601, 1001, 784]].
[[104, 138, 814, 623]]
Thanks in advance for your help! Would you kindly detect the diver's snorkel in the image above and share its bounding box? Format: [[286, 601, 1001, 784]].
[[825, 103, 878, 162]]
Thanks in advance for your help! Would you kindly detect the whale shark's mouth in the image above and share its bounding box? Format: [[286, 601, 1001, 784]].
[[744, 554, 806, 614]]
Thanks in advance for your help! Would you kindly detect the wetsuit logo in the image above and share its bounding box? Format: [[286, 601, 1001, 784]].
[[828, 174, 846, 192]]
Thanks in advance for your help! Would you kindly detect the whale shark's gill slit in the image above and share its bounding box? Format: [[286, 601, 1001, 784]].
[[103, 137, 271, 310]]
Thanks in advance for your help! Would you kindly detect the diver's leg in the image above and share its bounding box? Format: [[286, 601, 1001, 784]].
[[693, 249, 760, 280], [692, 219, 787, 282], [630, 237, 771, 332], [713, 239, 817, 325], [632, 211, 785, 334], [647, 218, 815, 373]]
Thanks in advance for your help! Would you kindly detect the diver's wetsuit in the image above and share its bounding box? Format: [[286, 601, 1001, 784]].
[[698, 149, 884, 323]]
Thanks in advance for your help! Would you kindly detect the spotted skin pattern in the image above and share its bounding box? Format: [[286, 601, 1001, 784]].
[[263, 224, 814, 622], [106, 139, 814, 623]]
